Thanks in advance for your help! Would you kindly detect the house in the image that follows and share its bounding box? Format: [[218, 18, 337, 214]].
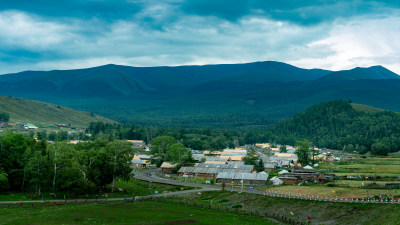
[[195, 163, 254, 172], [216, 172, 269, 185], [230, 155, 245, 161], [137, 155, 151, 161], [202, 156, 228, 162], [160, 162, 176, 173], [177, 167, 220, 178], [288, 170, 319, 181], [192, 154, 206, 162], [204, 161, 227, 165], [255, 143, 270, 148], [127, 140, 145, 146], [227, 161, 245, 166], [131, 155, 150, 168], [178, 164, 255, 178], [264, 163, 276, 171], [278, 176, 298, 185], [316, 174, 327, 183], [24, 123, 38, 130]]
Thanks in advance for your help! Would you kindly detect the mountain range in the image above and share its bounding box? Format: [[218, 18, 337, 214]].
[[0, 61, 399, 127]]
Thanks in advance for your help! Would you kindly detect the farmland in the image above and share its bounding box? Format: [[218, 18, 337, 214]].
[[320, 155, 400, 177], [0, 201, 275, 225]]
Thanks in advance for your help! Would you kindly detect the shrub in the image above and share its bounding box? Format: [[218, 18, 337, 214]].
[[232, 204, 242, 209]]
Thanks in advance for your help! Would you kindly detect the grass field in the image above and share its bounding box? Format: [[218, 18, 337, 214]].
[[0, 179, 192, 202], [266, 185, 399, 198], [0, 201, 276, 225], [320, 155, 400, 177], [334, 180, 400, 188]]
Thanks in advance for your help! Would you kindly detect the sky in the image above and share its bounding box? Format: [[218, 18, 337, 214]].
[[0, 0, 399, 74]]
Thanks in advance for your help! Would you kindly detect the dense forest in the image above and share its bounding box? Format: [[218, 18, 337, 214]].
[[271, 100, 400, 155], [0, 133, 132, 195], [2, 100, 400, 194]]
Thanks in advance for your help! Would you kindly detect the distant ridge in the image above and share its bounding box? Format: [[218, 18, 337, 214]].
[[316, 66, 399, 81], [0, 61, 399, 127]]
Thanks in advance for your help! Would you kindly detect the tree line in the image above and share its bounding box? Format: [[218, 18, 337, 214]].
[[0, 132, 132, 195], [0, 112, 9, 122], [271, 100, 400, 156]]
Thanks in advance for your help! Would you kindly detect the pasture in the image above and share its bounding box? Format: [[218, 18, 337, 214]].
[[0, 201, 275, 225]]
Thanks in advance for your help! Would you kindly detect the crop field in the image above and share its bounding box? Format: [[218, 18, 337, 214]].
[[0, 201, 275, 225], [266, 185, 399, 198], [334, 180, 400, 188], [320, 156, 400, 177]]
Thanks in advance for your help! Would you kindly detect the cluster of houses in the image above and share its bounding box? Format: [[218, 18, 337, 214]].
[[256, 143, 299, 170], [130, 143, 339, 186], [0, 122, 38, 130], [167, 148, 270, 185], [272, 168, 335, 185]]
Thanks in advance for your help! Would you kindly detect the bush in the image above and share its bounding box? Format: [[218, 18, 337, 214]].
[[232, 204, 242, 209], [0, 172, 10, 191], [327, 183, 335, 187]]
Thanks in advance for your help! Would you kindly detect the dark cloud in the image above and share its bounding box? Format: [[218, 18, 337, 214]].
[[0, 0, 399, 74], [181, 0, 400, 25], [0, 0, 141, 20]]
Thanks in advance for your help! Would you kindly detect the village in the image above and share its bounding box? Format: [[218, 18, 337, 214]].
[[129, 141, 400, 192]]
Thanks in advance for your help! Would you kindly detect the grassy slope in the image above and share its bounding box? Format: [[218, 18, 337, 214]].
[[351, 103, 384, 113], [0, 95, 116, 128], [0, 201, 275, 225], [195, 191, 400, 225]]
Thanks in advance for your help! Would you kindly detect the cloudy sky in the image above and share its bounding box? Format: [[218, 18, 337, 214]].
[[0, 0, 399, 74]]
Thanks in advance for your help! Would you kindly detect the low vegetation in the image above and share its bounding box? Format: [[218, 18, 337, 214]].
[[0, 201, 274, 225]]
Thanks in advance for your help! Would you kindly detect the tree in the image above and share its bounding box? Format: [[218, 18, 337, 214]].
[[48, 141, 71, 197], [295, 140, 311, 166], [0, 132, 28, 190], [150, 136, 177, 162], [36, 130, 48, 140], [256, 158, 264, 172], [0, 112, 10, 122], [279, 145, 287, 153], [371, 142, 388, 156], [168, 143, 191, 164], [0, 171, 9, 191], [104, 141, 132, 192], [243, 147, 259, 168]]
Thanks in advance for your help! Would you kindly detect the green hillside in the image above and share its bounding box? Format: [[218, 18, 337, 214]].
[[0, 95, 116, 128], [272, 100, 400, 155]]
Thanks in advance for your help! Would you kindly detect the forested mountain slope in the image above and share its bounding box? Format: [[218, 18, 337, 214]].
[[272, 100, 400, 155], [0, 61, 398, 127]]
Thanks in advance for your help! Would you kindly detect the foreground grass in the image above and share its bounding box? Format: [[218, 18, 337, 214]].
[[0, 201, 276, 225], [191, 191, 400, 225], [0, 179, 192, 202]]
